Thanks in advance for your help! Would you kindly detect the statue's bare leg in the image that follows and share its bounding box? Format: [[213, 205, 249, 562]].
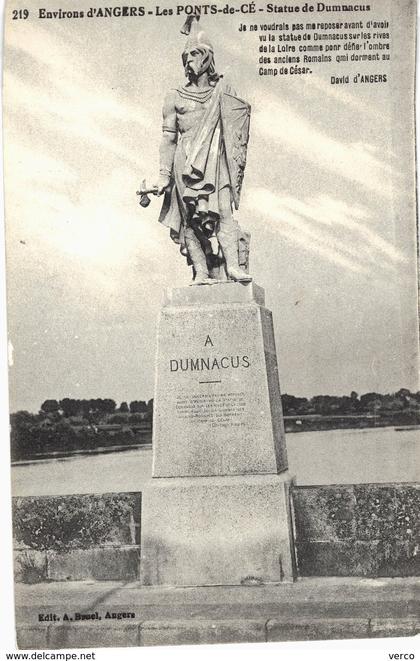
[[217, 187, 252, 282]]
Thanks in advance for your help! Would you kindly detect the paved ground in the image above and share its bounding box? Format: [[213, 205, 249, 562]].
[[15, 577, 420, 649]]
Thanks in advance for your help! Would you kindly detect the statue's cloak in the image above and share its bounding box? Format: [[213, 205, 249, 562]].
[[158, 79, 251, 250]]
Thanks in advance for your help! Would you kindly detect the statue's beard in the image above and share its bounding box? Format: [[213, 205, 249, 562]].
[[185, 63, 207, 81]]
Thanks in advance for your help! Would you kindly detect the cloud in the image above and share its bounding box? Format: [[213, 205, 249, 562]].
[[252, 98, 398, 198], [4, 19, 154, 174], [276, 194, 407, 266], [5, 139, 161, 263], [3, 17, 160, 287], [243, 187, 407, 275], [4, 141, 77, 190], [4, 70, 150, 168], [299, 74, 389, 120]]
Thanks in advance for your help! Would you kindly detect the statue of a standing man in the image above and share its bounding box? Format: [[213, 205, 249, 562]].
[[154, 18, 252, 285]]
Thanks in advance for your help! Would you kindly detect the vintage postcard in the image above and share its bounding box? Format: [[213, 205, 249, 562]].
[[2, 0, 419, 652]]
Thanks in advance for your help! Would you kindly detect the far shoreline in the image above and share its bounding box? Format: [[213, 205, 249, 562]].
[[10, 423, 420, 466]]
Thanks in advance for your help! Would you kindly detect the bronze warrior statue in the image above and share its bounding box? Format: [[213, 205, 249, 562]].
[[146, 18, 252, 285]]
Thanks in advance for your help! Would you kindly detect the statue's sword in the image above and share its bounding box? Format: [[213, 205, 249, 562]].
[[136, 179, 158, 208]]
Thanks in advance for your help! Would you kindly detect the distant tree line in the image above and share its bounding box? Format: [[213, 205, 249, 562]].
[[39, 398, 152, 418], [36, 390, 420, 421], [9, 389, 420, 462], [10, 398, 153, 461], [280, 389, 420, 416]]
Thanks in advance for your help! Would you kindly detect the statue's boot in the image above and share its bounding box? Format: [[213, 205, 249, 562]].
[[185, 228, 214, 286], [193, 269, 215, 286], [219, 236, 252, 283]]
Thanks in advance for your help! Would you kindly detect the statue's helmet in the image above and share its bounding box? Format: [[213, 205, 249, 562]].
[[181, 21, 218, 81]]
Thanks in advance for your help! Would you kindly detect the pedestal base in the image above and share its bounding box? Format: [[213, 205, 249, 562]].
[[140, 473, 296, 586]]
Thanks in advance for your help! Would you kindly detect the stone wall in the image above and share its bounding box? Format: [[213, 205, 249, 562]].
[[12, 484, 420, 582], [13, 493, 141, 582], [292, 484, 419, 577]]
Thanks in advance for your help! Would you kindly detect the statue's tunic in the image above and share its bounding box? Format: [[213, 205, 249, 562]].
[[158, 80, 232, 251]]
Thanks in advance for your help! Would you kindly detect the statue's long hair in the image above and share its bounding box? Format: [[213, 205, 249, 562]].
[[182, 47, 220, 85]]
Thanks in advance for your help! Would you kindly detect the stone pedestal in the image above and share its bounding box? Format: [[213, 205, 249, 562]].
[[140, 281, 296, 585], [140, 473, 295, 586]]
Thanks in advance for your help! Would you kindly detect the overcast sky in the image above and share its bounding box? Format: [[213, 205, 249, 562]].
[[3, 0, 419, 412]]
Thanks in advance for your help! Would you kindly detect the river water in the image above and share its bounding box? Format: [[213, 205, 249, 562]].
[[11, 426, 419, 496]]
